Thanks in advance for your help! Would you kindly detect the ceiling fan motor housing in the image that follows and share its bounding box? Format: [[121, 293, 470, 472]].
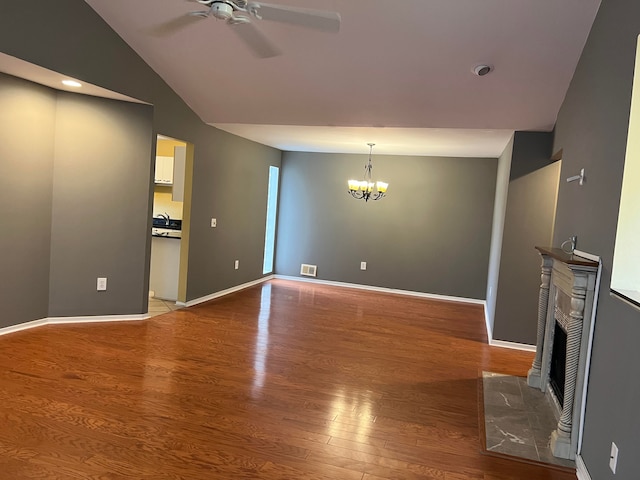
[[211, 2, 234, 20]]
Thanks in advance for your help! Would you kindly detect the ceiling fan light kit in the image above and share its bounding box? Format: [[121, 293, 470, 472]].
[[210, 2, 234, 20]]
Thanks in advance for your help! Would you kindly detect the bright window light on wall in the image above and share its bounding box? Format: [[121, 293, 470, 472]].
[[263, 166, 279, 274], [611, 35, 640, 307]]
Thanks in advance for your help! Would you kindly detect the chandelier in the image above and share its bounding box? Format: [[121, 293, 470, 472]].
[[347, 143, 388, 202]]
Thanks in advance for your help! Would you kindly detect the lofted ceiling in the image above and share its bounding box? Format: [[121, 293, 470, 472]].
[[83, 0, 601, 157]]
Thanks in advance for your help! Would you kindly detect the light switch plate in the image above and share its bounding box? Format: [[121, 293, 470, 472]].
[[211, 218, 217, 228], [97, 277, 107, 291], [360, 262, 367, 270]]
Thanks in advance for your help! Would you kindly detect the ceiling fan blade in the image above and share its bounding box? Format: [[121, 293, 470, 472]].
[[248, 2, 341, 33], [230, 21, 282, 58], [147, 13, 206, 37]]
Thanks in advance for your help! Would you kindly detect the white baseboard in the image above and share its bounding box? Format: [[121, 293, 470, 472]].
[[274, 275, 485, 306], [0, 276, 276, 337], [0, 318, 50, 336], [277, 276, 513, 347], [276, 276, 514, 348], [47, 314, 149, 324], [576, 454, 592, 480], [489, 338, 536, 352], [0, 313, 148, 337], [180, 275, 274, 308]]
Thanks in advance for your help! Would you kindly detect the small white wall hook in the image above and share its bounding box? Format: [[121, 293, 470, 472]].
[[566, 168, 585, 185]]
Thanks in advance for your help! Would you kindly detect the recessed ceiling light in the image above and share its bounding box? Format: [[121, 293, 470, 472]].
[[472, 65, 493, 76], [62, 79, 82, 88]]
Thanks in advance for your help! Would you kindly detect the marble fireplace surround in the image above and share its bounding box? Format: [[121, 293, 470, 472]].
[[527, 247, 600, 460]]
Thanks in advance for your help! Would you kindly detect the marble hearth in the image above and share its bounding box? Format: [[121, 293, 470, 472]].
[[527, 247, 599, 460]]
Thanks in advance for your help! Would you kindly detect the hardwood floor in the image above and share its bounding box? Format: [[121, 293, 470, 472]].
[[0, 279, 576, 479]]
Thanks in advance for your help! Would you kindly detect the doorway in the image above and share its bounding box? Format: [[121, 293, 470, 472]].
[[148, 134, 193, 316]]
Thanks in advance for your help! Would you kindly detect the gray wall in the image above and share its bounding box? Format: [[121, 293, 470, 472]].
[[552, 0, 640, 477], [5, 4, 636, 478], [493, 161, 560, 344], [276, 152, 497, 299], [0, 1, 280, 324], [187, 128, 281, 300], [509, 131, 555, 180], [0, 74, 55, 327], [0, 74, 154, 320], [49, 93, 154, 316]]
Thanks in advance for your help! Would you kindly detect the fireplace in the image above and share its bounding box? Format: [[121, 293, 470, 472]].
[[527, 247, 599, 460]]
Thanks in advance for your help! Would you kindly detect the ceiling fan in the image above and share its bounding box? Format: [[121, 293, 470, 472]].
[[151, 0, 341, 58]]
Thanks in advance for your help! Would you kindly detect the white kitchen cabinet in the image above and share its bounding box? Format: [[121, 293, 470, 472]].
[[172, 146, 186, 202], [149, 236, 180, 301], [154, 155, 174, 185]]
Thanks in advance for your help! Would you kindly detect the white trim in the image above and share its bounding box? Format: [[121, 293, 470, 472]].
[[611, 289, 640, 311], [47, 314, 148, 324], [576, 454, 592, 480], [180, 275, 274, 307], [0, 313, 148, 337], [577, 258, 602, 454], [484, 303, 493, 341], [275, 277, 503, 348], [488, 338, 537, 352], [0, 318, 50, 336], [573, 249, 601, 263], [0, 276, 277, 336], [274, 275, 485, 305]]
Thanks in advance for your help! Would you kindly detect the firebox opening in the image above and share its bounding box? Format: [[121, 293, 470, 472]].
[[549, 322, 567, 407]]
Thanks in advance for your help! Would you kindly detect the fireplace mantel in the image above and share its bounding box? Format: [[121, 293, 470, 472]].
[[527, 246, 599, 460]]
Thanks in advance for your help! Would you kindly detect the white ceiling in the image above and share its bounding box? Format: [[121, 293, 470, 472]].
[[212, 124, 515, 157], [81, 0, 601, 157]]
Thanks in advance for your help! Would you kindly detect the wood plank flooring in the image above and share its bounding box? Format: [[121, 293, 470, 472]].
[[0, 280, 576, 479]]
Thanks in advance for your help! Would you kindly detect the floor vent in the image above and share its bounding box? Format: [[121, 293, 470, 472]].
[[300, 264, 317, 277]]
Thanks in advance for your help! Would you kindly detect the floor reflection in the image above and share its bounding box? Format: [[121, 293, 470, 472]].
[[328, 389, 374, 442], [252, 283, 272, 396]]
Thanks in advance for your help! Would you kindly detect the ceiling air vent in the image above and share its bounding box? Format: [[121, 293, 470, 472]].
[[300, 264, 317, 277]]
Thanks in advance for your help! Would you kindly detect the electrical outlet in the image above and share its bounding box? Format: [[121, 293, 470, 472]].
[[234, 260, 239, 270], [97, 277, 107, 291], [360, 261, 367, 270], [610, 442, 618, 474], [211, 218, 217, 228]]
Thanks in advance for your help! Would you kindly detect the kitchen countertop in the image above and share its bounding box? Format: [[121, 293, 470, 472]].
[[152, 227, 181, 239]]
